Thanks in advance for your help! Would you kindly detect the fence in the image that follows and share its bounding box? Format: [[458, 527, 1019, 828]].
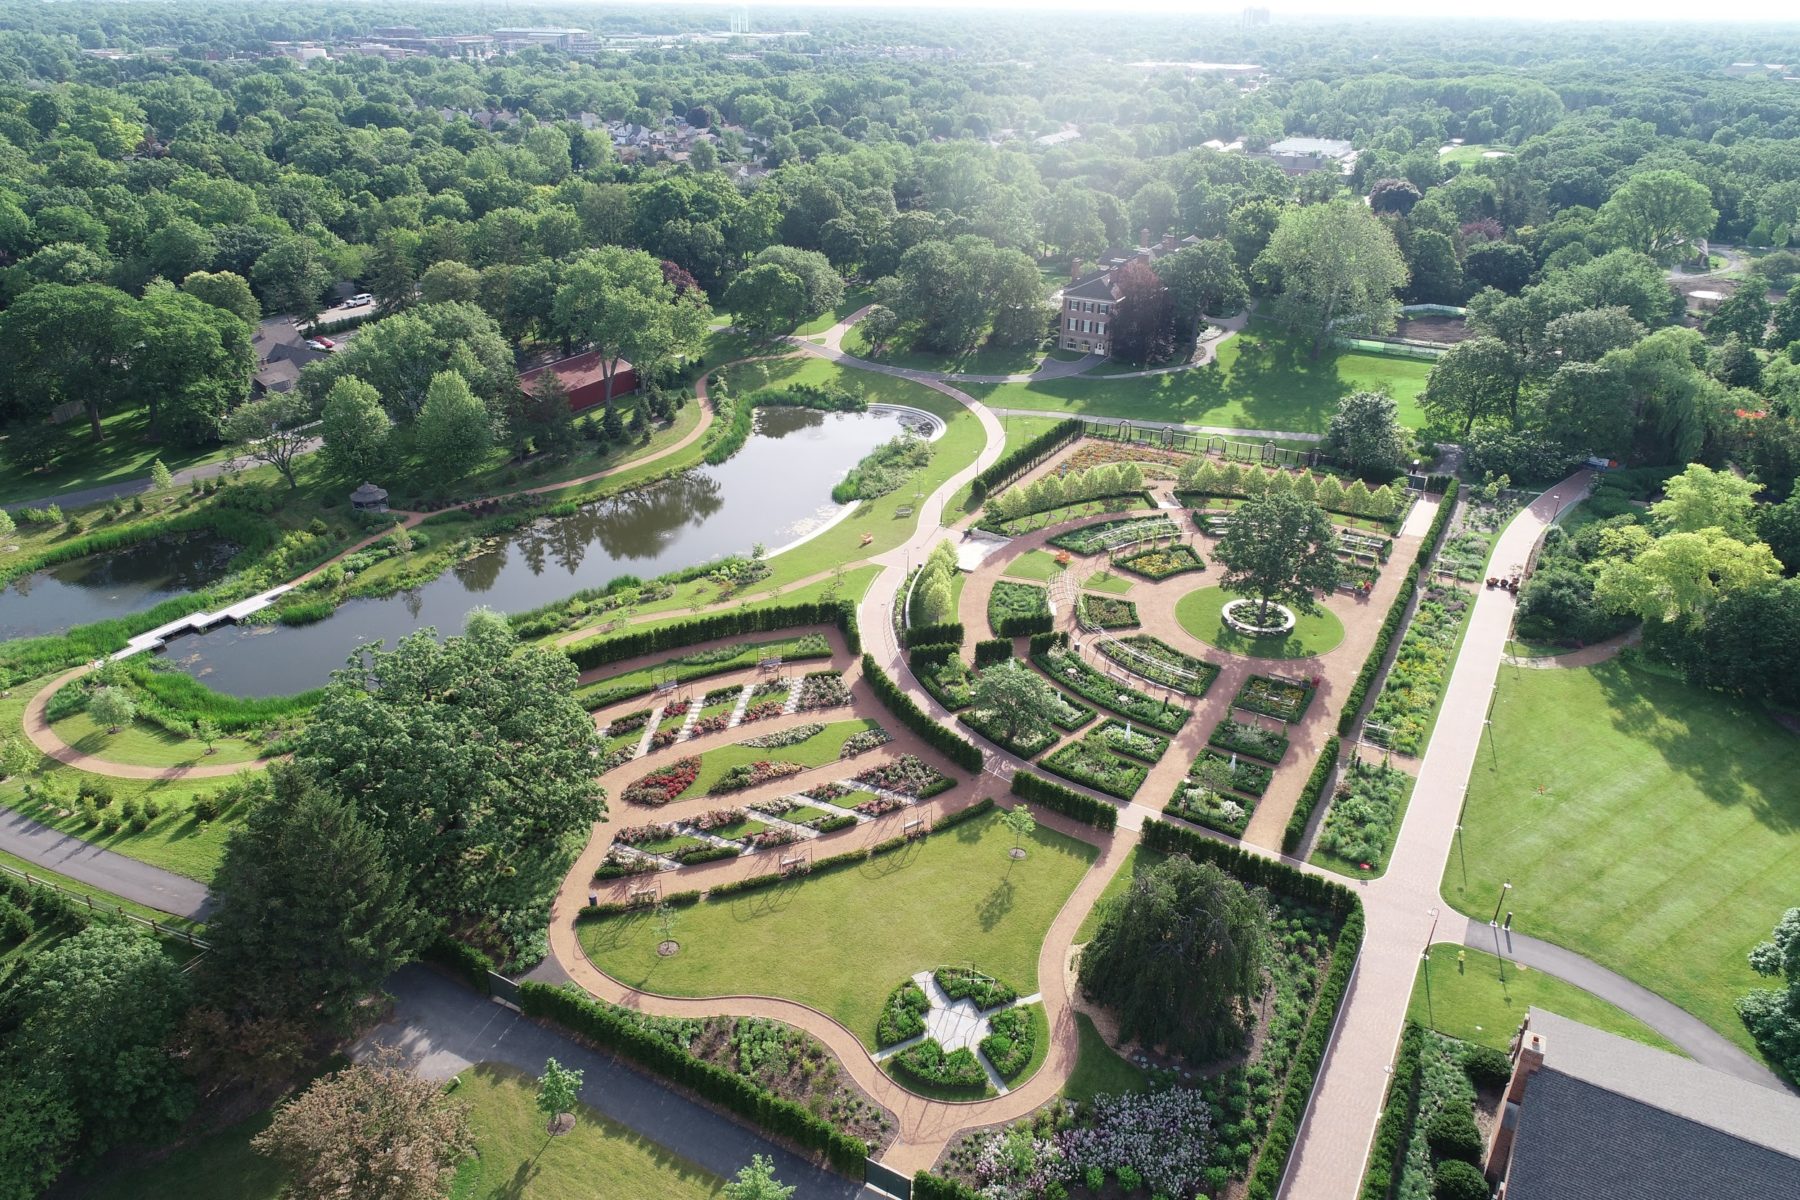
[[1332, 335, 1445, 359], [865, 1158, 913, 1198], [1080, 419, 1320, 468], [0, 861, 209, 949]]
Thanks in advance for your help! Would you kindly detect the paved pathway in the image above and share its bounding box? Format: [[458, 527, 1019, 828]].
[[0, 806, 213, 919], [2, 439, 324, 515], [1501, 626, 1640, 669], [359, 966, 872, 1200]]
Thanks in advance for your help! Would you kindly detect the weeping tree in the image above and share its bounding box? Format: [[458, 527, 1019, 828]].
[[1077, 854, 1270, 1059]]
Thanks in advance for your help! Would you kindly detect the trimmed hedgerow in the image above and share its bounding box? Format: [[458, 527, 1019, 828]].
[[903, 621, 965, 649], [567, 601, 859, 673], [861, 653, 982, 772], [972, 638, 1013, 668], [968, 418, 1083, 501], [1282, 736, 1341, 855], [877, 980, 930, 1047], [1008, 769, 1119, 831], [420, 936, 496, 995], [1359, 1021, 1424, 1200]]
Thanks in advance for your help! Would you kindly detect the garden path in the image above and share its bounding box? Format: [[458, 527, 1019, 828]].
[[1501, 626, 1641, 669]]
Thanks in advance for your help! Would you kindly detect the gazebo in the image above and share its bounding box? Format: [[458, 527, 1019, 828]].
[[349, 482, 389, 513]]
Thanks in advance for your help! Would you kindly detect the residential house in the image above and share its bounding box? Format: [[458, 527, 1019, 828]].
[[1485, 1008, 1800, 1200], [1058, 232, 1202, 356], [518, 351, 638, 413], [250, 317, 328, 396]]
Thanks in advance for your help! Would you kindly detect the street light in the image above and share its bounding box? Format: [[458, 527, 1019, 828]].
[[1489, 880, 1512, 927], [1421, 948, 1435, 1030]]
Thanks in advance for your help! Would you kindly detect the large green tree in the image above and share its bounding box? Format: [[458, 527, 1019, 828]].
[[1592, 524, 1781, 628], [298, 302, 516, 419], [1254, 200, 1408, 355], [133, 280, 256, 444], [1598, 169, 1718, 263], [0, 282, 138, 441], [1324, 390, 1411, 477], [554, 246, 710, 401], [1077, 854, 1270, 1059], [294, 612, 603, 949], [1212, 490, 1342, 622], [970, 661, 1064, 749], [1652, 463, 1762, 539], [1421, 336, 1526, 435], [320, 376, 393, 481], [180, 269, 262, 326], [414, 370, 492, 482], [723, 262, 807, 340], [223, 391, 313, 489]]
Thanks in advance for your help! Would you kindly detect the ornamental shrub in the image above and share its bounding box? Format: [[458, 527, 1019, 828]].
[[1461, 1045, 1512, 1089], [1426, 1106, 1483, 1165], [1433, 1158, 1489, 1200]]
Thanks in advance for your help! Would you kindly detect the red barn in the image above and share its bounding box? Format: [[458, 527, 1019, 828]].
[[518, 350, 638, 414]]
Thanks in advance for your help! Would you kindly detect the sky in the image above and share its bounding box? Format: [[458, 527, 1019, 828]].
[[700, 0, 1800, 21]]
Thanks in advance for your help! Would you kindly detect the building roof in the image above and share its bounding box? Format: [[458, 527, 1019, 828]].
[[1265, 137, 1355, 157], [251, 318, 327, 394], [1064, 234, 1204, 302], [350, 482, 388, 503], [517, 350, 634, 394], [1505, 1009, 1800, 1200]]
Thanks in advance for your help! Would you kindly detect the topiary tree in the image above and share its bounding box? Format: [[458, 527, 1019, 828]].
[[1461, 1044, 1513, 1090], [1432, 1158, 1490, 1200], [1426, 1105, 1483, 1165]]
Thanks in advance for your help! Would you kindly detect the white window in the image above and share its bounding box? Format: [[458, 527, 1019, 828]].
[[1067, 318, 1077, 331], [1096, 323, 1106, 337], [1099, 303, 1110, 314]]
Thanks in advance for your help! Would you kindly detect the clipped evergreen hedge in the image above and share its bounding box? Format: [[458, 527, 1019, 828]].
[[972, 638, 1012, 668], [1009, 769, 1119, 831], [907, 641, 962, 669], [1282, 736, 1341, 855], [1141, 818, 1359, 917], [903, 621, 965, 649], [913, 1172, 982, 1200], [968, 417, 1083, 501], [1359, 1022, 1425, 1200], [990, 611, 1055, 638], [1028, 630, 1070, 657], [861, 653, 983, 772], [567, 601, 858, 672], [519, 983, 868, 1177], [420, 935, 496, 995]]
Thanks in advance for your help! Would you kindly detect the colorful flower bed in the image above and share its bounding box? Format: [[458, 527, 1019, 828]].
[[691, 714, 731, 736], [621, 757, 701, 806], [1040, 736, 1149, 800], [599, 745, 636, 772], [839, 728, 894, 758], [594, 845, 658, 881], [1033, 648, 1188, 733], [1049, 516, 1180, 556], [711, 760, 805, 795], [1233, 674, 1317, 722], [889, 1039, 988, 1093], [980, 1006, 1038, 1081], [649, 728, 679, 751], [805, 782, 853, 804], [1093, 718, 1169, 763], [1166, 753, 1266, 837], [1208, 719, 1289, 765], [796, 670, 852, 710], [1369, 585, 1470, 755], [1315, 758, 1412, 872], [959, 707, 1061, 758], [1114, 542, 1206, 580], [741, 722, 825, 750], [854, 794, 907, 818], [878, 980, 930, 1047], [1096, 634, 1219, 698], [852, 754, 954, 798], [603, 709, 653, 740], [936, 967, 1019, 1009], [741, 699, 786, 723], [1076, 593, 1139, 630]]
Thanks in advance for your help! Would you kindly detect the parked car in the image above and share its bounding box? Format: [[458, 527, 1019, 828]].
[[350, 292, 373, 305]]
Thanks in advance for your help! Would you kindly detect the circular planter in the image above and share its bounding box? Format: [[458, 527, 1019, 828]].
[[1222, 598, 1297, 636], [657, 939, 681, 958]]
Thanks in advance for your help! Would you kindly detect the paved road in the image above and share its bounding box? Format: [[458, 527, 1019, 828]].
[[1452, 919, 1785, 1089], [3, 438, 324, 515], [359, 966, 873, 1199], [0, 806, 213, 920]]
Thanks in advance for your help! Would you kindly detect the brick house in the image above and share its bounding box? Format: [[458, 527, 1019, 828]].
[[1059, 231, 1201, 355], [517, 350, 638, 413]]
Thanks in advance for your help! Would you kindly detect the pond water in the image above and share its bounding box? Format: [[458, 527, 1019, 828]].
[[162, 405, 928, 697], [0, 530, 241, 641]]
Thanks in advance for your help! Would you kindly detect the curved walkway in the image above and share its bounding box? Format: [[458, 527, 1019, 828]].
[[1501, 626, 1640, 669]]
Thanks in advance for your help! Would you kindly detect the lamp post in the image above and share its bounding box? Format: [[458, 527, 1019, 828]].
[[1421, 947, 1435, 1031], [1489, 880, 1512, 927]]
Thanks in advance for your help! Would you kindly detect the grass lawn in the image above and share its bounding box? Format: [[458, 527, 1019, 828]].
[[842, 323, 1045, 378], [794, 286, 875, 336], [1409, 944, 1681, 1056], [963, 324, 1431, 434], [50, 711, 265, 768], [1064, 1012, 1150, 1103], [944, 414, 1064, 519], [1080, 570, 1135, 596], [0, 406, 239, 507], [1443, 658, 1800, 1057], [1003, 549, 1067, 582], [579, 810, 1098, 1048], [676, 718, 884, 799], [1075, 844, 1168, 943], [561, 566, 880, 650], [1437, 143, 1508, 167], [1174, 586, 1347, 660], [574, 634, 828, 703]]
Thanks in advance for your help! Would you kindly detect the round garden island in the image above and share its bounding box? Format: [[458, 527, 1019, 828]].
[[1174, 586, 1346, 660]]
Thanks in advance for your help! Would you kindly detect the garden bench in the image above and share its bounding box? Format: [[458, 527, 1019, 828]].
[[653, 680, 678, 695], [895, 505, 914, 517], [757, 656, 782, 671]]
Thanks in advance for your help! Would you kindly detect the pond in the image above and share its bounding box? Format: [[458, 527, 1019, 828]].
[[0, 530, 241, 641], [162, 405, 931, 697]]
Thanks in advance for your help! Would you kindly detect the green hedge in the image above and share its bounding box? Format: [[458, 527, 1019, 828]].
[[1029, 630, 1069, 657], [972, 638, 1012, 668], [903, 621, 965, 649], [519, 982, 868, 1177], [1336, 481, 1459, 737], [1360, 1022, 1425, 1200], [567, 601, 859, 672], [861, 654, 983, 772], [907, 642, 962, 669], [1282, 736, 1341, 855], [419, 935, 496, 995], [968, 418, 1083, 501], [1141, 819, 1358, 916], [913, 1172, 982, 1200], [1009, 770, 1119, 831], [991, 611, 1054, 638]]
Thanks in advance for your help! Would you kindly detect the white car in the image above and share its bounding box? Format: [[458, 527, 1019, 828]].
[[350, 292, 373, 306]]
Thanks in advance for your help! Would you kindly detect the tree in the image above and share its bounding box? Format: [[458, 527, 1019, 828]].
[[1156, 239, 1248, 337], [1254, 201, 1409, 355], [509, 368, 575, 456], [1652, 464, 1762, 539], [1737, 907, 1800, 1082], [251, 238, 331, 322], [1772, 291, 1800, 351], [88, 685, 136, 733], [298, 302, 516, 419], [724, 1154, 796, 1200], [536, 1058, 584, 1136], [1757, 495, 1800, 573], [149, 458, 173, 492], [724, 262, 807, 339], [887, 236, 1001, 353], [294, 612, 603, 949], [554, 246, 710, 403], [367, 233, 416, 316], [1368, 177, 1422, 216], [986, 249, 1048, 348], [224, 392, 313, 490], [1107, 259, 1176, 366], [1598, 169, 1718, 263], [415, 371, 492, 482], [746, 245, 843, 319], [1002, 804, 1037, 857], [1592, 525, 1781, 628], [1707, 277, 1770, 347], [1213, 491, 1342, 623], [132, 281, 257, 445], [252, 1048, 470, 1200], [418, 260, 480, 305], [1668, 579, 1800, 709], [180, 270, 261, 325], [202, 766, 429, 1030], [320, 377, 392, 481], [0, 282, 139, 442], [971, 662, 1064, 750], [860, 305, 900, 354], [1077, 854, 1270, 1059], [1463, 241, 1534, 294], [1324, 391, 1410, 477], [1421, 336, 1526, 435], [601, 399, 626, 443]]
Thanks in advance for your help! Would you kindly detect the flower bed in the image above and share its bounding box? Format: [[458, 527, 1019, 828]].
[[662, 699, 692, 719], [1369, 585, 1470, 755], [741, 722, 825, 750], [752, 679, 790, 697], [796, 670, 852, 710], [622, 756, 701, 806], [741, 699, 785, 723], [916, 656, 975, 711], [1040, 737, 1149, 800], [1209, 719, 1289, 764], [852, 754, 954, 798], [959, 707, 1061, 758], [980, 1006, 1037, 1081], [1114, 542, 1206, 580], [889, 1039, 988, 1094], [805, 782, 853, 804], [1033, 647, 1188, 733], [1076, 593, 1139, 630], [1049, 516, 1181, 556], [1095, 634, 1219, 698], [603, 709, 653, 739], [711, 760, 805, 795], [599, 745, 636, 772], [1166, 755, 1265, 837], [936, 967, 1019, 1009], [854, 794, 907, 818], [1234, 674, 1317, 722], [878, 980, 930, 1047], [691, 714, 731, 737], [1093, 718, 1170, 764], [594, 846, 658, 880], [746, 827, 801, 850], [648, 728, 679, 751], [839, 727, 894, 758], [988, 581, 1052, 638], [1315, 758, 1411, 871]]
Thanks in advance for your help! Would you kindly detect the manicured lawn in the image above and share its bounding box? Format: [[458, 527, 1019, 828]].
[[1443, 659, 1800, 1057], [964, 324, 1431, 434], [0, 405, 238, 507], [944, 414, 1064, 519], [1063, 1012, 1150, 1103], [1075, 844, 1168, 943], [842, 323, 1045, 377], [1409, 944, 1681, 1056], [579, 810, 1098, 1048], [1174, 586, 1347, 660], [50, 711, 266, 768], [570, 566, 880, 649], [1003, 549, 1067, 582], [794, 285, 875, 336], [676, 718, 884, 799], [81, 1063, 725, 1200], [1080, 570, 1134, 596]]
